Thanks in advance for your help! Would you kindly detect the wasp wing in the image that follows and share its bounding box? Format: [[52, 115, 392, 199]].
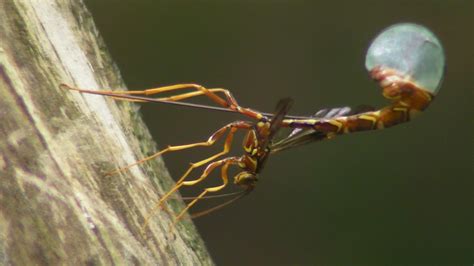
[[267, 98, 294, 140], [270, 105, 374, 153]]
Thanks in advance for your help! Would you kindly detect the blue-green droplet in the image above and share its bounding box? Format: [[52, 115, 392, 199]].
[[365, 23, 445, 95]]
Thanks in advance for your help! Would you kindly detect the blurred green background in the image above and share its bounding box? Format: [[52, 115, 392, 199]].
[[85, 1, 473, 265]]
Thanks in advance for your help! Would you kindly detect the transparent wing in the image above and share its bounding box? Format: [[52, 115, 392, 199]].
[[267, 98, 294, 141], [270, 105, 374, 153]]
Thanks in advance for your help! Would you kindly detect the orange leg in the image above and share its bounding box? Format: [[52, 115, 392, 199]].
[[106, 121, 251, 176], [61, 83, 228, 106], [173, 158, 236, 223], [150, 87, 263, 119], [60, 83, 263, 119], [141, 157, 237, 232], [143, 126, 239, 213], [138, 122, 249, 232]]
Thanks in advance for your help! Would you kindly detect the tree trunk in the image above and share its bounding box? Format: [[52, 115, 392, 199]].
[[0, 0, 212, 264]]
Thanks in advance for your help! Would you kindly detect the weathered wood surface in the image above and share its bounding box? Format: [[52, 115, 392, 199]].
[[0, 0, 212, 264]]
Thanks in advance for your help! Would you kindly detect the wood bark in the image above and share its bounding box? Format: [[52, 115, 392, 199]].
[[0, 0, 212, 264]]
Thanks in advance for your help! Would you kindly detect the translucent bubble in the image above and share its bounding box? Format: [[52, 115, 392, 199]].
[[365, 23, 445, 94]]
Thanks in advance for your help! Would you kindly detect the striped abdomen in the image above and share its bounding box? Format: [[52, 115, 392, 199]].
[[284, 85, 434, 136]]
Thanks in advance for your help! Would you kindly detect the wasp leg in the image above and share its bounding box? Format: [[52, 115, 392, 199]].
[[62, 83, 230, 108], [139, 121, 249, 232], [141, 157, 235, 232], [60, 83, 262, 119], [174, 158, 237, 223], [106, 121, 251, 176], [158, 88, 262, 119]]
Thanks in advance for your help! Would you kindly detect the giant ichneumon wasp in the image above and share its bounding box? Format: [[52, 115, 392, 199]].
[[61, 23, 445, 231]]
